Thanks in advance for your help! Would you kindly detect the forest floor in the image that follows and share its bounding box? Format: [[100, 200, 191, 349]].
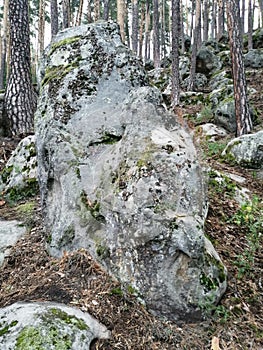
[[0, 69, 262, 349]]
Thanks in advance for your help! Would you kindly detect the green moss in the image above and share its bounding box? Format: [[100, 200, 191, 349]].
[[58, 225, 75, 248], [80, 191, 105, 223], [48, 309, 88, 331], [49, 36, 81, 56], [5, 178, 39, 203], [96, 244, 110, 259], [0, 320, 18, 337], [15, 325, 72, 350], [1, 165, 14, 183], [41, 62, 79, 87], [200, 272, 219, 291], [110, 287, 124, 296]]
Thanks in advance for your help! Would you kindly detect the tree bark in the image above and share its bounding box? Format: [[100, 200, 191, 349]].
[[248, 0, 253, 50], [153, 0, 160, 67], [75, 0, 84, 25], [50, 0, 58, 38], [62, 0, 70, 29], [171, 0, 180, 106], [131, 0, 139, 54], [117, 0, 126, 43], [203, 0, 209, 42], [188, 0, 201, 91], [38, 0, 45, 55], [226, 0, 252, 136], [4, 0, 37, 136], [0, 0, 9, 90]]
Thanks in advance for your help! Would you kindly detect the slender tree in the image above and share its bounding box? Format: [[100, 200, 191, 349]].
[[217, 0, 225, 40], [117, 0, 126, 42], [38, 0, 45, 55], [226, 0, 252, 136], [4, 0, 37, 136], [103, 0, 110, 20], [50, 0, 58, 38], [62, 0, 71, 28], [75, 0, 84, 25], [203, 0, 209, 42], [131, 0, 139, 54], [0, 0, 9, 90], [144, 0, 151, 60], [153, 0, 160, 67], [248, 0, 253, 50], [188, 0, 201, 91], [94, 0, 100, 20], [171, 0, 180, 106]]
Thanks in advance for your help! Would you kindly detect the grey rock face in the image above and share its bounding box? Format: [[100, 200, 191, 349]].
[[0, 220, 26, 266], [222, 130, 263, 169], [0, 136, 37, 195], [196, 47, 222, 76], [0, 302, 110, 349], [244, 49, 263, 68], [35, 21, 227, 321]]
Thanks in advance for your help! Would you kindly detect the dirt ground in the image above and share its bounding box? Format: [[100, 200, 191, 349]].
[[0, 70, 262, 349]]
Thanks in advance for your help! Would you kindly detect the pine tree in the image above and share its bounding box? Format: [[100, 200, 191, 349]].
[[4, 0, 37, 136], [226, 0, 253, 136]]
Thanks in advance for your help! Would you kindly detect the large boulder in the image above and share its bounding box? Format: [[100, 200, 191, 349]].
[[222, 130, 263, 169], [196, 47, 221, 76], [0, 302, 110, 349], [244, 49, 263, 68], [35, 21, 227, 322]]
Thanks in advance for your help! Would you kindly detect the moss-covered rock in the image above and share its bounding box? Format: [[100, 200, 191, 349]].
[[0, 302, 110, 349]]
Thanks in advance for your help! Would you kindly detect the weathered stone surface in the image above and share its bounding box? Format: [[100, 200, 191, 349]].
[[196, 47, 222, 76], [0, 302, 110, 349], [35, 21, 227, 322], [244, 49, 263, 68], [222, 130, 263, 169], [0, 136, 38, 197], [197, 123, 228, 141], [0, 220, 26, 266]]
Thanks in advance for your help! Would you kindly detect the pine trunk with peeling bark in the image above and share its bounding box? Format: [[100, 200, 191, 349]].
[[4, 0, 36, 136], [226, 0, 252, 136]]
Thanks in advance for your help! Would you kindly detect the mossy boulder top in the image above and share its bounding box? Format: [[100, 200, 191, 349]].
[[0, 302, 110, 349], [35, 21, 227, 322]]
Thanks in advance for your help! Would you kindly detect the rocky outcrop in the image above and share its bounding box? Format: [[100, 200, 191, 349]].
[[196, 47, 221, 76], [0, 302, 110, 349], [244, 49, 263, 68], [222, 130, 263, 169], [0, 136, 38, 200], [35, 21, 227, 322], [0, 220, 26, 266]]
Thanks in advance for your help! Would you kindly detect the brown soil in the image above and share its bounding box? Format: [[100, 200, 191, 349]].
[[0, 69, 262, 349]]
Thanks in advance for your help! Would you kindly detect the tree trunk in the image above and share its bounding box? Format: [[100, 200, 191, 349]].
[[203, 0, 209, 42], [50, 0, 58, 38], [94, 0, 100, 20], [103, 0, 110, 20], [144, 0, 150, 60], [188, 0, 201, 91], [211, 0, 217, 39], [240, 0, 245, 35], [117, 0, 126, 43], [217, 0, 225, 40], [259, 0, 263, 26], [153, 0, 160, 67], [226, 0, 252, 136], [75, 0, 84, 25], [0, 0, 9, 90], [248, 0, 253, 50], [4, 0, 37, 136], [138, 2, 145, 58], [62, 0, 70, 28], [131, 0, 139, 54], [38, 0, 45, 55], [171, 0, 180, 106]]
